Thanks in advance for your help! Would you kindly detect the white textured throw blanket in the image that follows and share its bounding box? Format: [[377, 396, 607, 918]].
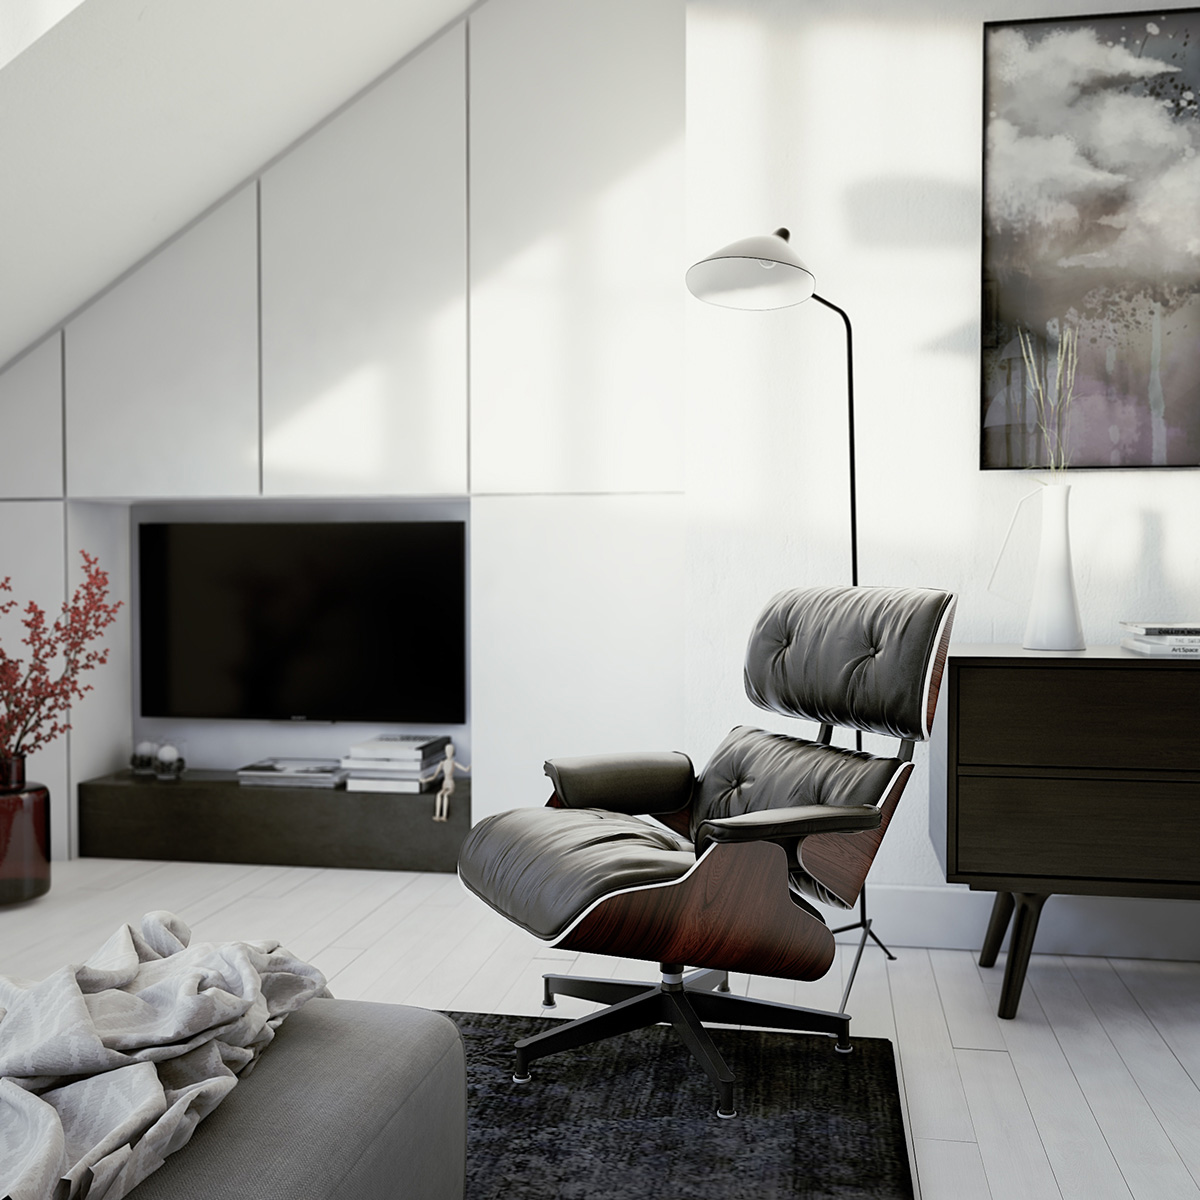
[[0, 911, 329, 1200]]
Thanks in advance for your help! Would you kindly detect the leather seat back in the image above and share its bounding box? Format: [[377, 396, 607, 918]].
[[744, 586, 955, 740]]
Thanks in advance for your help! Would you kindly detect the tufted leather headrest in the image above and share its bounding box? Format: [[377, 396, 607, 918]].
[[744, 586, 956, 741]]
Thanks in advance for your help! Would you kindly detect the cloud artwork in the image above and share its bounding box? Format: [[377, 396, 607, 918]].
[[982, 8, 1200, 469]]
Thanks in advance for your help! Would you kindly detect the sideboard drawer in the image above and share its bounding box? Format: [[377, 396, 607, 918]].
[[957, 775, 1200, 883], [957, 666, 1200, 772]]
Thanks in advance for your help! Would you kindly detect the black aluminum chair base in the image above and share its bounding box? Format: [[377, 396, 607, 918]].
[[513, 963, 853, 1118]]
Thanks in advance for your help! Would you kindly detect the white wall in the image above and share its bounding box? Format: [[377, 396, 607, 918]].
[[686, 0, 1200, 957]]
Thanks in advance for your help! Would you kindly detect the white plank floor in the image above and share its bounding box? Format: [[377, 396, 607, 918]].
[[4, 858, 1200, 1200]]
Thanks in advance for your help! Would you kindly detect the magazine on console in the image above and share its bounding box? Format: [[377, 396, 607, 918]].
[[237, 758, 348, 788]]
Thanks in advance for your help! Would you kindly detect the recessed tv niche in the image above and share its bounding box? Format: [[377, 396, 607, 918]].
[[138, 521, 466, 724]]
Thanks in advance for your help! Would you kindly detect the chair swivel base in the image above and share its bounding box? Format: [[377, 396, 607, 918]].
[[512, 964, 853, 1118]]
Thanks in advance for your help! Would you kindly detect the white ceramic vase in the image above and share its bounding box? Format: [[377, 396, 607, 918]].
[[1023, 482, 1085, 651]]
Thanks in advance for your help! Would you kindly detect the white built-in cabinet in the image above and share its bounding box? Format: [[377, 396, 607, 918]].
[[469, 493, 686, 824], [468, 0, 685, 494], [0, 335, 63, 499], [260, 25, 467, 496], [64, 186, 259, 498]]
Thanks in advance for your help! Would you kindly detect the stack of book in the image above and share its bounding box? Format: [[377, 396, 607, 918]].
[[1119, 622, 1200, 658], [342, 734, 450, 794], [237, 758, 348, 788]]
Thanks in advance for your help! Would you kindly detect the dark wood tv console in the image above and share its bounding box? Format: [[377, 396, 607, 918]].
[[78, 770, 471, 873], [930, 645, 1200, 1019]]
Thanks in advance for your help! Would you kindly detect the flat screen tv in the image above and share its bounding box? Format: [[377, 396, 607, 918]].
[[138, 521, 466, 724]]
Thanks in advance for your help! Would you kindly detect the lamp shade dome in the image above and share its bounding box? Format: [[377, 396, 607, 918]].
[[685, 228, 816, 310]]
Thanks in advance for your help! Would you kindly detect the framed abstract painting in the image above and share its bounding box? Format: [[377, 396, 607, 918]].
[[982, 7, 1200, 469]]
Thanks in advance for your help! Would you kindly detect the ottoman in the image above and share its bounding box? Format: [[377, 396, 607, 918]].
[[128, 998, 466, 1200]]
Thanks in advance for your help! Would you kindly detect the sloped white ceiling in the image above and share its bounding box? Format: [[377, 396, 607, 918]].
[[0, 0, 475, 371]]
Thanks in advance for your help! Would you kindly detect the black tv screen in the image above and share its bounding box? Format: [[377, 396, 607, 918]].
[[138, 521, 466, 723]]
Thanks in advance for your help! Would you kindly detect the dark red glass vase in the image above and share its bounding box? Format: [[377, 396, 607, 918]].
[[0, 754, 51, 904]]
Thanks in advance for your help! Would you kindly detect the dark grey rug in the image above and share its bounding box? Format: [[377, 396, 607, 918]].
[[445, 1010, 913, 1200]]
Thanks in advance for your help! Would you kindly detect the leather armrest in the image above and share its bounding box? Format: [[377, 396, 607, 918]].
[[543, 752, 695, 815], [695, 804, 881, 850]]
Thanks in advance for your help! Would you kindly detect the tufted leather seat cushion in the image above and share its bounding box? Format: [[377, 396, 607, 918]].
[[744, 586, 954, 739], [458, 807, 694, 940]]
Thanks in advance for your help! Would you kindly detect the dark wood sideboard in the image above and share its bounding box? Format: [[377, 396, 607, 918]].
[[79, 771, 471, 873], [930, 645, 1200, 1018]]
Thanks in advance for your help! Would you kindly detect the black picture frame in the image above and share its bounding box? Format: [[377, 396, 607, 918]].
[[981, 7, 1200, 469]]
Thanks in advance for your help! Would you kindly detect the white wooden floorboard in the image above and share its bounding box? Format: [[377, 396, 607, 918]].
[[956, 1047, 1061, 1200], [6, 858, 1200, 1200], [360, 899, 497, 1006], [976, 964, 1132, 1200], [888, 948, 977, 1143], [1110, 958, 1200, 1091], [929, 949, 1006, 1052], [1027, 956, 1200, 1200], [847, 945, 898, 1042], [1066, 957, 1200, 1189], [285, 870, 420, 962], [327, 876, 474, 1000], [913, 1137, 992, 1200]]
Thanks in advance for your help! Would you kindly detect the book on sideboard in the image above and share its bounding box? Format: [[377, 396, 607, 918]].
[[1120, 637, 1200, 658], [345, 776, 439, 794], [339, 755, 443, 776], [237, 758, 348, 788], [341, 767, 442, 786], [1120, 632, 1200, 648], [346, 734, 451, 761], [1119, 621, 1200, 638]]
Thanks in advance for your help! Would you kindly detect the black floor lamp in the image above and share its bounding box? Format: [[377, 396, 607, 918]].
[[685, 228, 858, 587], [685, 229, 889, 960]]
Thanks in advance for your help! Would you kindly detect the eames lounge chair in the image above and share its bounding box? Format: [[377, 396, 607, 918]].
[[458, 584, 956, 1117]]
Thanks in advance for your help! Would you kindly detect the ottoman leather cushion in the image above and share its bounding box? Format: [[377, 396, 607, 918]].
[[127, 998, 466, 1200]]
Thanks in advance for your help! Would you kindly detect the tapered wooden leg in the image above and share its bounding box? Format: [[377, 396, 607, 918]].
[[979, 891, 1015, 969], [997, 892, 1048, 1020]]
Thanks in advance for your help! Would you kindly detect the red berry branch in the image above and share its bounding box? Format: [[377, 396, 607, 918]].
[[0, 551, 123, 759]]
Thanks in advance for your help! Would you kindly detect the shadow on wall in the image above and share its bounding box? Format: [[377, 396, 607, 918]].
[[1125, 507, 1192, 619], [843, 176, 976, 248], [845, 175, 980, 358]]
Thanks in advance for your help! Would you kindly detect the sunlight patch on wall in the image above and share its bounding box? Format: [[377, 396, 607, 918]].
[[685, 9, 776, 524], [263, 363, 388, 482], [471, 138, 684, 493], [471, 229, 569, 485]]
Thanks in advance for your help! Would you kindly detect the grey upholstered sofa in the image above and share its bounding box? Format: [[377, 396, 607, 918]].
[[128, 998, 467, 1200]]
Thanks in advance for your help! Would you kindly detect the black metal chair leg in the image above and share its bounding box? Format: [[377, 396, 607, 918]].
[[663, 991, 737, 1118], [867, 925, 896, 960], [687, 988, 851, 1048], [513, 989, 666, 1081], [541, 973, 650, 1009], [683, 968, 730, 993]]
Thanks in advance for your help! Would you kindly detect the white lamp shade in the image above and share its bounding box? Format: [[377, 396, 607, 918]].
[[685, 231, 816, 310]]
